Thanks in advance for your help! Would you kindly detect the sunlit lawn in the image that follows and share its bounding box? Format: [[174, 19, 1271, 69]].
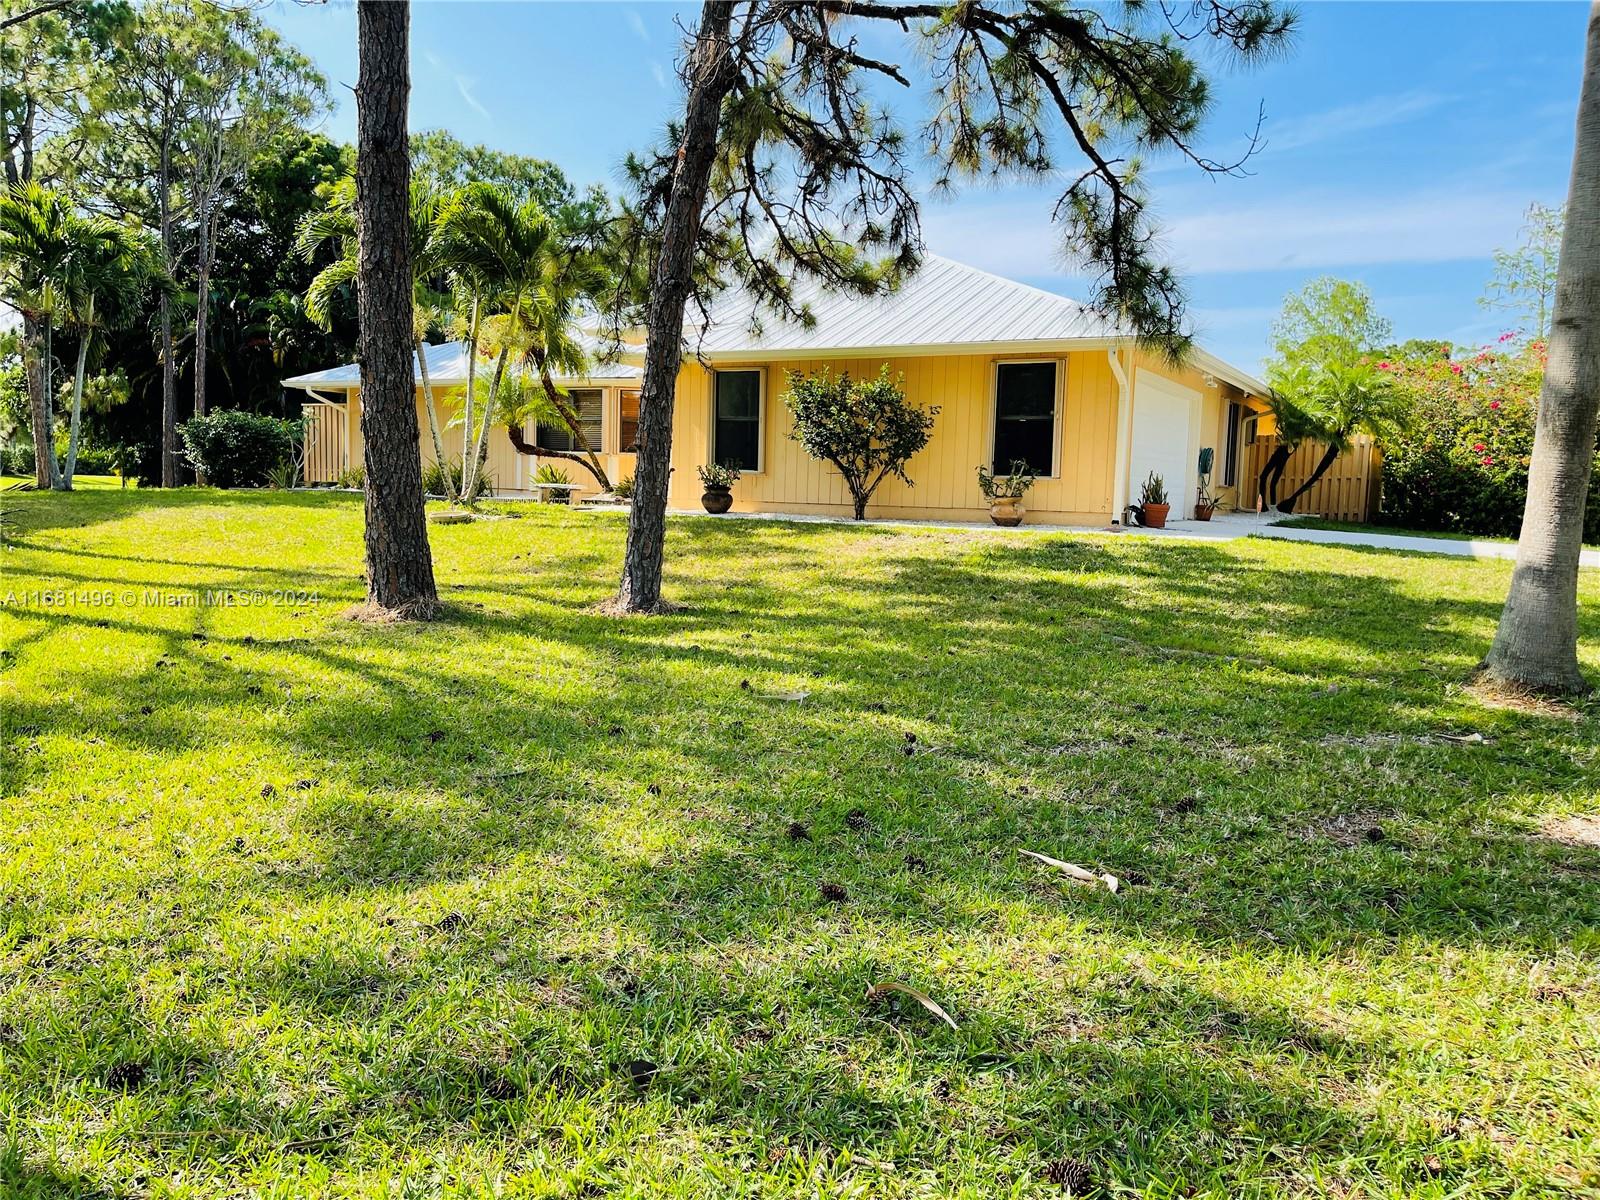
[[1, 488, 1597, 1199]]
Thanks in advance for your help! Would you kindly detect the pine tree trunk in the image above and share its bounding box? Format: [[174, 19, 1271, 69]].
[[193, 205, 213, 484], [1276, 443, 1339, 516], [614, 1, 738, 613], [416, 337, 450, 492], [159, 129, 177, 488], [1481, 3, 1600, 695], [354, 0, 438, 617]]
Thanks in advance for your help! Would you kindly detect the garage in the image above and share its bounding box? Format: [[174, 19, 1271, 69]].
[[1129, 372, 1201, 519]]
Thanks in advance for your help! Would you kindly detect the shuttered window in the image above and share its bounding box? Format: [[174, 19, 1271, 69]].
[[713, 370, 762, 472], [538, 389, 604, 453], [992, 361, 1057, 475]]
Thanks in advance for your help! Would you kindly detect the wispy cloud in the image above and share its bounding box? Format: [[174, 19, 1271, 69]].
[[625, 7, 649, 42], [1261, 90, 1450, 154], [651, 61, 669, 90], [921, 180, 1533, 279], [422, 47, 491, 124]]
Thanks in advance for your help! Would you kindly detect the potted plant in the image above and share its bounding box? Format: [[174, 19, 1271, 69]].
[[697, 462, 741, 513], [1139, 471, 1171, 528], [977, 459, 1037, 526], [1194, 447, 1216, 521]]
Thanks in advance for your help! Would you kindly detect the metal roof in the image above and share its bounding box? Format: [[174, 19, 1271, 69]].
[[283, 256, 1266, 397], [694, 254, 1123, 355], [281, 339, 641, 392]]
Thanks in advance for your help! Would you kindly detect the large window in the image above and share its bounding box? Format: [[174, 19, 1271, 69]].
[[619, 389, 641, 452], [537, 389, 603, 453], [992, 361, 1057, 475], [713, 370, 762, 472]]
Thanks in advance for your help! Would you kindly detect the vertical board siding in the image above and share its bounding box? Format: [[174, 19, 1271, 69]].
[[1239, 434, 1379, 522], [668, 350, 1123, 522], [302, 403, 348, 483]]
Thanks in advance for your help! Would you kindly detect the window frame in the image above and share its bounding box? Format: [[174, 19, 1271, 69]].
[[618, 388, 641, 454], [989, 358, 1063, 479], [710, 367, 766, 475], [1222, 400, 1242, 487], [537, 387, 604, 455]]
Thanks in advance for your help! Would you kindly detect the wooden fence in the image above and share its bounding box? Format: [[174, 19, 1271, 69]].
[[302, 402, 348, 484], [1238, 433, 1381, 522]]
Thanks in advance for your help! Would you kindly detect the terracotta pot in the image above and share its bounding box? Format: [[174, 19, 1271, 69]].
[[701, 486, 733, 514], [989, 497, 1025, 527], [1194, 502, 1214, 522], [1142, 502, 1171, 529]]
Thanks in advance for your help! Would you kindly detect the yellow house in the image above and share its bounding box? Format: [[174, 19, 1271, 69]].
[[284, 255, 1283, 525]]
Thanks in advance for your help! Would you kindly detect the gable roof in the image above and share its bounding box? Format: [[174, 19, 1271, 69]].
[[694, 254, 1122, 356]]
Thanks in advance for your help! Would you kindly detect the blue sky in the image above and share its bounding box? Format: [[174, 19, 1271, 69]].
[[263, 1, 1588, 372]]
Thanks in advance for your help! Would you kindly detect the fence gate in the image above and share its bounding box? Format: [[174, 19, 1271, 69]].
[[302, 402, 348, 484], [1239, 433, 1381, 522]]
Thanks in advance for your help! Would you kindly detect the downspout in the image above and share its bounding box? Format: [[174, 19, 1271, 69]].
[[1108, 345, 1133, 525]]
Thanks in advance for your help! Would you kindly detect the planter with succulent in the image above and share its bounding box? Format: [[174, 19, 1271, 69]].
[[1194, 447, 1215, 521], [977, 459, 1037, 527], [1138, 471, 1171, 528], [697, 462, 741, 513]]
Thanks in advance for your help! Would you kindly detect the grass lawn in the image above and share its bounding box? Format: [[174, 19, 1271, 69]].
[[1, 474, 134, 491], [2, 488, 1597, 1199]]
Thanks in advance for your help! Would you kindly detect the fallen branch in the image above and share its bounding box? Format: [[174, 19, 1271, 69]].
[[865, 981, 958, 1029], [1019, 849, 1120, 893]]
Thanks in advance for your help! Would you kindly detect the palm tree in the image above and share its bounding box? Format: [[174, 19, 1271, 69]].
[[1253, 375, 1322, 512], [1481, 3, 1600, 694], [0, 181, 73, 489], [299, 175, 455, 498], [57, 217, 165, 489], [433, 182, 613, 498], [1274, 360, 1409, 515]]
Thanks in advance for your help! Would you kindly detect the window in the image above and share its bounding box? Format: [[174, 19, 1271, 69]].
[[537, 389, 603, 453], [992, 361, 1057, 475], [619, 389, 641, 452], [1223, 400, 1242, 486], [713, 370, 762, 472]]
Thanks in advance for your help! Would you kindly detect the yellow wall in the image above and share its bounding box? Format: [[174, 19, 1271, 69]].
[[664, 351, 1126, 524], [331, 351, 1265, 525]]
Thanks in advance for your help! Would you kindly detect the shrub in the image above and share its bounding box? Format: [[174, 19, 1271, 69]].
[[1377, 338, 1600, 541], [782, 365, 936, 520], [611, 474, 635, 501], [697, 462, 741, 490], [423, 457, 493, 502], [335, 463, 366, 490], [178, 411, 302, 489], [976, 459, 1036, 500]]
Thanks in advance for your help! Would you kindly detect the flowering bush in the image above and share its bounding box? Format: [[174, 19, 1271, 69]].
[[1377, 338, 1600, 541]]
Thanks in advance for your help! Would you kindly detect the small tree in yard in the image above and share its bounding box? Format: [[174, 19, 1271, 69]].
[[783, 365, 935, 520], [1272, 359, 1410, 515]]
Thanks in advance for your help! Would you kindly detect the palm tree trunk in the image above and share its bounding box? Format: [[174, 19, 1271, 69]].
[[64, 297, 92, 489], [41, 318, 61, 489], [463, 344, 509, 501], [460, 293, 479, 499], [415, 336, 453, 500], [1256, 443, 1290, 510], [354, 0, 438, 617], [615, 1, 739, 613], [21, 313, 54, 489], [1481, 2, 1600, 695], [1276, 443, 1340, 516]]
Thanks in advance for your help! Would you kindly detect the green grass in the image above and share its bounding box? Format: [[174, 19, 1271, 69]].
[[1, 474, 134, 491], [2, 488, 1597, 1199]]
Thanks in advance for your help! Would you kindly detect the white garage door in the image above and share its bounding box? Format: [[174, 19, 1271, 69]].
[[1130, 373, 1198, 515]]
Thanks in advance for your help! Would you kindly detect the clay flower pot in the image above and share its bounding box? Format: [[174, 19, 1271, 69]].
[[1141, 502, 1171, 529], [701, 486, 733, 514], [989, 497, 1025, 527], [1194, 501, 1214, 522]]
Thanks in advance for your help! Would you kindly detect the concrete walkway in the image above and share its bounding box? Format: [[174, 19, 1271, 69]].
[[660, 505, 1600, 568]]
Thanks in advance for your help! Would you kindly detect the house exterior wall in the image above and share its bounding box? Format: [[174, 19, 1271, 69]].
[[303, 350, 1281, 525]]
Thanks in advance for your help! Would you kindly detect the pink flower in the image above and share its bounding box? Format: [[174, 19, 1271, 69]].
[[1489, 400, 1502, 410], [1498, 331, 1517, 342], [1449, 363, 1463, 375], [1482, 456, 1495, 466], [1472, 443, 1486, 452], [1376, 360, 1392, 371]]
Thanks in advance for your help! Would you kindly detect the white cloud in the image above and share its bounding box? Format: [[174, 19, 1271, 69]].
[[454, 75, 491, 122], [625, 7, 649, 42], [651, 60, 669, 89], [1261, 90, 1450, 154], [921, 184, 1532, 278]]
